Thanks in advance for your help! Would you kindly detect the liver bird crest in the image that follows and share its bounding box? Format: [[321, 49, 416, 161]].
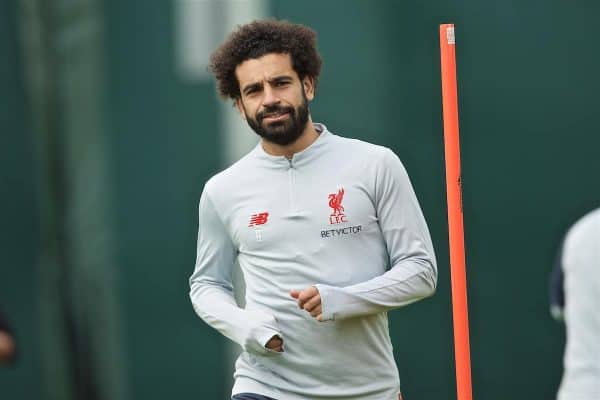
[[328, 188, 345, 216]]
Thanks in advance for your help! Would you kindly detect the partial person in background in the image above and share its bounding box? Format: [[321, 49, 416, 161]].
[[550, 207, 600, 400], [189, 19, 437, 400], [0, 308, 16, 365]]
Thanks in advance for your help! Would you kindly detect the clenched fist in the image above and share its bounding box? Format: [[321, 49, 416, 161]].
[[290, 286, 323, 321]]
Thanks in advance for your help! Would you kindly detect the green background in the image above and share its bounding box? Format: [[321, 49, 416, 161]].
[[2, 1, 599, 399]]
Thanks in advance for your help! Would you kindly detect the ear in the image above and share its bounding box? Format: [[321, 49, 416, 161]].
[[302, 76, 315, 101], [234, 98, 247, 120]]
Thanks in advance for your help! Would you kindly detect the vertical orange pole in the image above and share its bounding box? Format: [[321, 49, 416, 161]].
[[439, 24, 473, 400]]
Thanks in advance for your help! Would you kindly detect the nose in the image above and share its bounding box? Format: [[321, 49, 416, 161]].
[[262, 85, 280, 107]]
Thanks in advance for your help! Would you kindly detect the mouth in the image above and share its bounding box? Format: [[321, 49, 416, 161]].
[[260, 109, 291, 123]]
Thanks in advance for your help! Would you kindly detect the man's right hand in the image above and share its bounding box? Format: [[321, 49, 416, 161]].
[[265, 335, 284, 352]]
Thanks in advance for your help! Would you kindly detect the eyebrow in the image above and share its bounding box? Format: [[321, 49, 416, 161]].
[[269, 75, 293, 84], [241, 75, 294, 95], [242, 82, 262, 95]]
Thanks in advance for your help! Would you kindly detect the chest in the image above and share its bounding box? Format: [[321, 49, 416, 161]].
[[224, 167, 379, 253]]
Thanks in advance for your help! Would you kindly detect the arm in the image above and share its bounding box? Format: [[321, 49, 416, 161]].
[[312, 149, 437, 321], [189, 187, 282, 355]]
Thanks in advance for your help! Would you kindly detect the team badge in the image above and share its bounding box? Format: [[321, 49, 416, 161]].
[[328, 188, 347, 224]]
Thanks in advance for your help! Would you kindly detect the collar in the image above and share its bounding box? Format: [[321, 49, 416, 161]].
[[254, 123, 332, 168]]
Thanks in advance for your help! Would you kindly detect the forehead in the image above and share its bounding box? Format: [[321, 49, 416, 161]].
[[235, 53, 298, 87]]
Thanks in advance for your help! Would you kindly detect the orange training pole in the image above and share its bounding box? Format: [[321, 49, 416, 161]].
[[439, 24, 473, 400]]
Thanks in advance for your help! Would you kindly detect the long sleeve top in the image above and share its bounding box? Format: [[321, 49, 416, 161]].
[[556, 208, 600, 400], [189, 123, 437, 400]]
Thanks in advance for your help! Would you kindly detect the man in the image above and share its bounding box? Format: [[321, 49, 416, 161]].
[[189, 19, 437, 400], [550, 208, 600, 400]]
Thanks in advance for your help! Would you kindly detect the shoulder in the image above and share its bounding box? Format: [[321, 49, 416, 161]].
[[323, 131, 409, 189], [335, 134, 407, 175], [203, 148, 259, 199], [564, 207, 600, 253], [331, 133, 390, 155], [329, 133, 400, 166]]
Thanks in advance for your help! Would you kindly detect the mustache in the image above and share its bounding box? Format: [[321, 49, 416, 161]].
[[256, 105, 294, 122]]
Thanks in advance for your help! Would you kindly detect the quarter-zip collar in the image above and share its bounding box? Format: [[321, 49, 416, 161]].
[[254, 123, 331, 169]]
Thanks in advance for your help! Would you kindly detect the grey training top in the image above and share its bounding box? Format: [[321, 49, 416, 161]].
[[190, 123, 437, 400], [556, 207, 600, 400]]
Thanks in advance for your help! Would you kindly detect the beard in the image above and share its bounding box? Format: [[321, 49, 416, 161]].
[[244, 93, 310, 146]]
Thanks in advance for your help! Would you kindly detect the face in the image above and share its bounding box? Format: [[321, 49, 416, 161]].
[[235, 53, 315, 146]]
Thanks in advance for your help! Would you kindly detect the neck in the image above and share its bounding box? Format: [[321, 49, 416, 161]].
[[261, 117, 319, 159]]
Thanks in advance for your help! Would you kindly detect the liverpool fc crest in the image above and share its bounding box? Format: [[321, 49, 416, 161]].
[[328, 188, 347, 224]]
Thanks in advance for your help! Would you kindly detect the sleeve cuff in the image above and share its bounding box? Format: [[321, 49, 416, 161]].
[[256, 326, 281, 350], [243, 309, 282, 355], [315, 284, 337, 322]]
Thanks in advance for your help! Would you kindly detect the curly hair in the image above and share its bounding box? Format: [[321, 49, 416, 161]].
[[209, 19, 322, 99]]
